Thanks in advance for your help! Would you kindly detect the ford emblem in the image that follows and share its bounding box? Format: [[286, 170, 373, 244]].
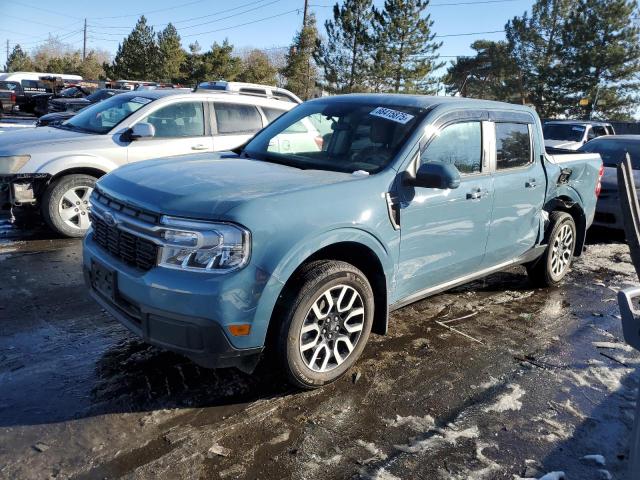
[[103, 211, 117, 227]]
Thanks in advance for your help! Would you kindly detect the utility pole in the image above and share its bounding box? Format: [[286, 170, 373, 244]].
[[302, 0, 309, 28], [5, 40, 9, 68], [82, 18, 87, 61]]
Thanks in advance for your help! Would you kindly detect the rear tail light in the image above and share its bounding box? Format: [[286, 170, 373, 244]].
[[10, 92, 16, 103], [314, 135, 324, 150], [596, 162, 604, 197]]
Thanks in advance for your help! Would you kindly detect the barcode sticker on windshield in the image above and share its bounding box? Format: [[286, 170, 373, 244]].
[[131, 96, 152, 104], [369, 107, 414, 124]]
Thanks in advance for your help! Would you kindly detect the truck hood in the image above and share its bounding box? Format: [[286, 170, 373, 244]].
[[97, 153, 355, 219], [0, 126, 96, 154], [544, 139, 583, 150]]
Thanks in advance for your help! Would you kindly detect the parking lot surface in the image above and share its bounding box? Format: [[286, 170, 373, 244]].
[[0, 218, 638, 480]]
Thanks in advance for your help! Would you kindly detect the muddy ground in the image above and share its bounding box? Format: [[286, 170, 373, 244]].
[[0, 212, 638, 480]]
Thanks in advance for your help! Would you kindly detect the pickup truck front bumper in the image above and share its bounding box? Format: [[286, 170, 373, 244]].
[[82, 233, 278, 373]]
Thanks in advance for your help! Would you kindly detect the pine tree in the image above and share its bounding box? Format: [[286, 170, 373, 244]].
[[282, 14, 319, 99], [5, 44, 33, 72], [562, 0, 640, 119], [180, 41, 204, 85], [372, 0, 443, 93], [314, 0, 375, 93], [505, 0, 574, 117], [201, 40, 242, 82], [157, 23, 185, 83], [109, 16, 160, 80], [444, 40, 523, 103], [238, 49, 277, 85]]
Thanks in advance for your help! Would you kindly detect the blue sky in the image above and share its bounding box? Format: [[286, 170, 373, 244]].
[[2, 0, 533, 73]]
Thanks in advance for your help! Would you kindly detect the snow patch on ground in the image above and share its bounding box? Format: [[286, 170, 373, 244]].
[[394, 424, 479, 454], [383, 414, 435, 431], [356, 439, 388, 462], [581, 454, 606, 466], [592, 341, 635, 352], [483, 384, 525, 413], [369, 468, 401, 480]]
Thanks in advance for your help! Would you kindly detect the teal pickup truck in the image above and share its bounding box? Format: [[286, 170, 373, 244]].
[[83, 95, 603, 388]]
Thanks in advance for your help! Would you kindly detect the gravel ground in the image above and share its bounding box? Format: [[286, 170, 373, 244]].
[[0, 217, 638, 480]]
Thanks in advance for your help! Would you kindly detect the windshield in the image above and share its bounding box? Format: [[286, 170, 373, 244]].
[[243, 101, 428, 173], [60, 94, 153, 134], [86, 89, 115, 102], [579, 138, 640, 169], [59, 87, 83, 98], [543, 123, 586, 142]]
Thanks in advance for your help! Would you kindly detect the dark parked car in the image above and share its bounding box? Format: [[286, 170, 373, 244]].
[[36, 89, 122, 126], [33, 85, 95, 117], [579, 135, 640, 229], [0, 81, 20, 116]]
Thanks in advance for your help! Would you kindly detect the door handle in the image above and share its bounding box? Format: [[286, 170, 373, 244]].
[[191, 144, 208, 151], [466, 188, 485, 200], [525, 179, 538, 189]]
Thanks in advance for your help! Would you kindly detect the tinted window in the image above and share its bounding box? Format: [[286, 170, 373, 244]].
[[421, 122, 482, 174], [262, 107, 287, 123], [496, 123, 532, 170], [543, 123, 585, 142], [141, 102, 205, 138], [580, 138, 640, 169], [0, 81, 18, 92], [87, 90, 116, 102], [21, 80, 49, 92], [215, 103, 262, 134], [592, 126, 607, 137]]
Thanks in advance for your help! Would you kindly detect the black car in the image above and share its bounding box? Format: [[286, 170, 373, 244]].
[[36, 89, 122, 126]]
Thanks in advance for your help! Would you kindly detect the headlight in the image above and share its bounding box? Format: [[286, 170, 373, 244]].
[[158, 216, 250, 273], [0, 155, 30, 174]]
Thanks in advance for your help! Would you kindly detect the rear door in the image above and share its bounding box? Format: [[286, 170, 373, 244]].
[[211, 101, 264, 151], [127, 100, 213, 163], [483, 117, 546, 267]]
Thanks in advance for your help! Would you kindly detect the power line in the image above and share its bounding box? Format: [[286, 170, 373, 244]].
[[92, 0, 209, 20], [3, 14, 82, 32], [88, 0, 284, 36], [310, 0, 523, 6], [181, 8, 301, 38], [8, 0, 84, 20], [435, 29, 504, 37], [90, 0, 282, 31]]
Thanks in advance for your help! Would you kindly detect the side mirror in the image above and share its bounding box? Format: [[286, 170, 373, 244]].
[[407, 162, 461, 189], [124, 122, 155, 141]]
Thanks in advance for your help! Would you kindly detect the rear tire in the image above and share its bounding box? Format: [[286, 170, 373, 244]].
[[527, 211, 576, 287], [276, 260, 374, 389], [41, 174, 96, 238]]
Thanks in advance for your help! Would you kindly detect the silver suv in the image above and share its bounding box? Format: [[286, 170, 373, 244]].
[[0, 89, 295, 236]]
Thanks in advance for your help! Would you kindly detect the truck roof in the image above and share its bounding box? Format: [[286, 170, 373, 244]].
[[306, 93, 538, 114], [545, 119, 612, 127]]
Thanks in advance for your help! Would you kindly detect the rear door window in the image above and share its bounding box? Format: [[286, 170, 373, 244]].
[[214, 103, 263, 134], [495, 123, 532, 170], [262, 107, 287, 123]]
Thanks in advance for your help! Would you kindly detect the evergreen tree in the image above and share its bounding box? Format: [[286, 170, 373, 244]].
[[505, 0, 574, 116], [5, 44, 33, 72], [201, 40, 242, 81], [282, 14, 319, 99], [238, 49, 277, 85], [180, 41, 204, 85], [157, 23, 185, 83], [109, 16, 160, 80], [444, 40, 524, 103], [372, 0, 443, 93], [314, 0, 375, 93], [562, 0, 640, 119]]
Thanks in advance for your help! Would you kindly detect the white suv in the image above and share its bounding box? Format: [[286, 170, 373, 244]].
[[0, 89, 296, 237]]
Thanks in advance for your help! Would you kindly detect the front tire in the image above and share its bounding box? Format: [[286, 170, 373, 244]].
[[527, 211, 577, 287], [276, 260, 374, 389], [41, 174, 96, 237]]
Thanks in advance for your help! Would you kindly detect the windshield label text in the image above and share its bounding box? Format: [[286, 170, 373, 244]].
[[370, 107, 414, 124]]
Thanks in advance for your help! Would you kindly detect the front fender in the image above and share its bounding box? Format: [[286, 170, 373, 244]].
[[249, 227, 394, 346], [31, 155, 118, 177]]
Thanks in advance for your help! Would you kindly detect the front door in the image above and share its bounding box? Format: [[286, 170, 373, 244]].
[[483, 121, 546, 266], [396, 120, 494, 301], [127, 100, 213, 163]]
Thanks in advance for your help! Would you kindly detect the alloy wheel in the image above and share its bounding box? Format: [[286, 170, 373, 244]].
[[551, 223, 574, 277], [58, 186, 93, 231]]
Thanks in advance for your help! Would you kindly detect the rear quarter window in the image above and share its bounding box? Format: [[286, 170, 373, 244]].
[[214, 103, 263, 134]]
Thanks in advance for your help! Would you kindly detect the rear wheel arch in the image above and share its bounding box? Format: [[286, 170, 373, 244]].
[[545, 195, 586, 257]]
